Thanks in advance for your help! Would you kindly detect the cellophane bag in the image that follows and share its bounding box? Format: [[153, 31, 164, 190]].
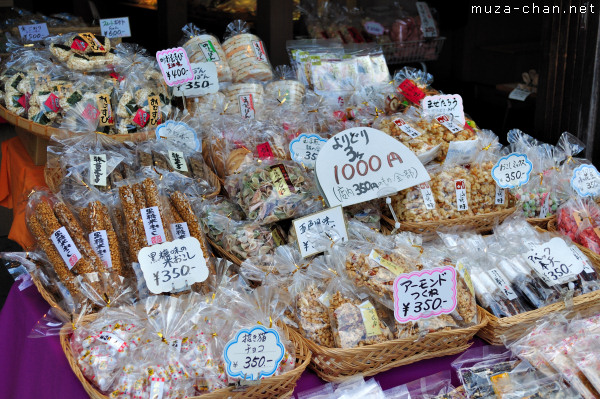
[[223, 218, 287, 261], [221, 19, 273, 82], [46, 32, 115, 72], [178, 22, 232, 82], [557, 197, 600, 255]]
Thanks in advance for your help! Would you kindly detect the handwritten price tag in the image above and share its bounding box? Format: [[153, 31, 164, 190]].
[[293, 206, 348, 258], [156, 47, 194, 87], [571, 164, 600, 197], [155, 120, 201, 151], [525, 237, 585, 286], [364, 21, 385, 36], [289, 134, 328, 168], [491, 153, 533, 188], [172, 62, 219, 97], [422, 95, 465, 125], [508, 87, 531, 101], [18, 23, 49, 42], [224, 325, 285, 380], [138, 237, 209, 294], [100, 17, 131, 38], [393, 266, 458, 323]]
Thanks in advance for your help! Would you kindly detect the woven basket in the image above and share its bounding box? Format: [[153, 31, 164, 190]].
[[298, 308, 487, 382], [526, 215, 556, 230], [207, 237, 244, 266], [381, 207, 516, 239], [60, 321, 310, 399]]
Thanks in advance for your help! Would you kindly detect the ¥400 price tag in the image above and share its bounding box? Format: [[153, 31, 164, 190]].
[[156, 47, 194, 87], [224, 325, 285, 380], [525, 237, 584, 286], [491, 153, 533, 188]]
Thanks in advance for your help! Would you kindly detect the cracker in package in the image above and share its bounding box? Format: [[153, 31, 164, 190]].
[[222, 20, 273, 82], [179, 22, 232, 82]]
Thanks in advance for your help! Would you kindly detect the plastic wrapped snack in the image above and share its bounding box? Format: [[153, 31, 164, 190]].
[[179, 23, 232, 82], [557, 197, 600, 255], [265, 65, 306, 108], [222, 82, 265, 120], [196, 197, 245, 247], [224, 219, 287, 260], [47, 32, 115, 72], [224, 160, 323, 224], [221, 20, 273, 82]]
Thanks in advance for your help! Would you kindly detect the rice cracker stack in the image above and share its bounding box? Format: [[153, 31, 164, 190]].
[[265, 79, 305, 106], [222, 82, 264, 120], [182, 33, 232, 82], [222, 20, 273, 82]]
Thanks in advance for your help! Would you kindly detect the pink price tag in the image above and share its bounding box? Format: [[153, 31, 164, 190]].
[[156, 47, 194, 87]]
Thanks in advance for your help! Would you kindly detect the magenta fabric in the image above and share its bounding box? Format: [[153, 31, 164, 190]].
[[0, 283, 483, 398]]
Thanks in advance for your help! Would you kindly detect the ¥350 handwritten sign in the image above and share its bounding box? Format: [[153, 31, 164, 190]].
[[315, 127, 430, 207], [491, 153, 533, 189]]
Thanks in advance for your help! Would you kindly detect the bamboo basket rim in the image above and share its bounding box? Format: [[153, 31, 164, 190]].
[[60, 318, 311, 399], [207, 237, 244, 266]]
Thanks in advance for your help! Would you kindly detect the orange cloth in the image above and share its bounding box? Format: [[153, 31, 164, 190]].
[[0, 137, 47, 249]]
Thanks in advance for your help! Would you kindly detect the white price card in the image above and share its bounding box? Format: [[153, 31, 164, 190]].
[[315, 127, 430, 207], [224, 325, 285, 380], [422, 95, 465, 125], [89, 154, 107, 186], [508, 87, 531, 101], [363, 21, 385, 36], [140, 206, 167, 246], [293, 206, 348, 258], [393, 266, 458, 323], [393, 118, 423, 138], [435, 114, 463, 133], [156, 47, 194, 87], [168, 150, 188, 172], [51, 226, 82, 270], [138, 237, 209, 294], [100, 17, 131, 38], [289, 134, 327, 168], [172, 62, 219, 97], [18, 23, 49, 42], [416, 2, 438, 37], [571, 164, 600, 197], [89, 230, 112, 270], [491, 153, 533, 188], [525, 237, 585, 286], [155, 120, 200, 151]]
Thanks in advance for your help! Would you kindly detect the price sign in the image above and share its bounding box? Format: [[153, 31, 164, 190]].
[[156, 47, 194, 87], [397, 79, 425, 103], [508, 87, 531, 101], [435, 114, 463, 134], [571, 164, 600, 197], [18, 23, 49, 42], [525, 237, 585, 286], [51, 226, 82, 270], [422, 95, 465, 125], [172, 62, 219, 97], [364, 21, 385, 36], [416, 2, 438, 37], [100, 17, 131, 38], [393, 118, 423, 138], [224, 325, 285, 380], [138, 237, 209, 294], [155, 120, 201, 151], [491, 153, 533, 188], [293, 206, 348, 258], [289, 134, 328, 168], [89, 154, 107, 186], [393, 266, 458, 323], [315, 127, 430, 207]]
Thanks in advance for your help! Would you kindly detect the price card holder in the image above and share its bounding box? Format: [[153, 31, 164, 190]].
[[18, 23, 49, 42], [491, 153, 533, 189], [289, 134, 327, 169], [155, 120, 201, 151], [571, 164, 600, 197], [422, 95, 465, 125], [156, 47, 194, 87], [293, 206, 348, 258]]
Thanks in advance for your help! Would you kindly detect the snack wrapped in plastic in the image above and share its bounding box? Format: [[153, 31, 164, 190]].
[[265, 65, 306, 108], [179, 23, 232, 82], [222, 82, 265, 120], [221, 20, 273, 82], [196, 197, 245, 247], [47, 32, 115, 72], [557, 197, 600, 255], [224, 219, 287, 261]]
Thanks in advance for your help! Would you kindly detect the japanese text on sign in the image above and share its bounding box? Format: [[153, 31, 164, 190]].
[[168, 150, 188, 172], [148, 95, 161, 127], [455, 179, 468, 211], [419, 182, 436, 209], [269, 164, 294, 197], [488, 268, 518, 300], [495, 185, 506, 205], [251, 40, 268, 63], [289, 134, 328, 169], [140, 206, 167, 246], [436, 114, 463, 134], [89, 154, 107, 186], [18, 23, 49, 42], [393, 118, 423, 138], [422, 95, 465, 125], [89, 230, 112, 270], [393, 266, 458, 323], [199, 40, 220, 61], [238, 94, 255, 119], [96, 94, 113, 127], [416, 2, 438, 37], [315, 127, 430, 207], [525, 237, 585, 286], [492, 153, 533, 188], [293, 206, 348, 258], [156, 47, 194, 87], [155, 120, 201, 152], [224, 325, 285, 381], [571, 164, 600, 197], [51, 226, 82, 270], [138, 237, 209, 294], [397, 79, 425, 104], [172, 62, 219, 97], [100, 17, 131, 38], [170, 222, 190, 240]]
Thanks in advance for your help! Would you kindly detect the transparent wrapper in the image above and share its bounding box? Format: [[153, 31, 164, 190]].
[[46, 32, 115, 72], [196, 196, 245, 247], [344, 202, 382, 231], [264, 65, 306, 108], [383, 370, 458, 399], [179, 23, 232, 82], [221, 82, 265, 120], [286, 38, 344, 89], [224, 219, 287, 261], [557, 197, 600, 255], [222, 20, 273, 82]]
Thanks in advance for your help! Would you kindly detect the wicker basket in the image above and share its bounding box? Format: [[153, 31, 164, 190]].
[[526, 215, 556, 230], [60, 321, 311, 399], [207, 237, 244, 266], [297, 307, 487, 382]]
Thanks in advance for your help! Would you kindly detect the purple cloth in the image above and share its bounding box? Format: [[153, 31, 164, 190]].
[[0, 282, 483, 398]]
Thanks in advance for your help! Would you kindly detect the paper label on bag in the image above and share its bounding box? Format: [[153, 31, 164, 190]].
[[393, 118, 423, 138], [571, 164, 600, 197], [51, 226, 82, 270], [238, 94, 255, 119], [148, 95, 161, 127], [269, 164, 294, 197], [525, 238, 585, 285], [397, 79, 425, 103], [170, 222, 190, 240], [256, 142, 274, 160], [156, 47, 194, 87], [200, 40, 220, 61], [495, 185, 506, 205], [358, 301, 383, 337], [508, 87, 530, 101], [224, 325, 285, 380], [393, 266, 458, 323], [293, 206, 347, 258], [363, 21, 385, 36], [138, 237, 209, 294], [455, 179, 468, 211], [539, 193, 550, 218], [89, 154, 107, 186], [168, 150, 188, 172], [18, 23, 49, 42], [140, 206, 166, 246], [488, 268, 518, 300], [369, 249, 404, 275], [96, 94, 113, 126], [492, 153, 533, 189], [436, 114, 463, 133], [89, 230, 112, 270], [100, 17, 131, 38], [422, 95, 464, 125], [172, 62, 219, 97], [251, 40, 268, 63], [150, 377, 165, 399], [456, 261, 474, 296], [289, 134, 327, 168], [416, 2, 438, 37], [79, 32, 106, 53], [419, 182, 436, 209], [97, 331, 127, 352]]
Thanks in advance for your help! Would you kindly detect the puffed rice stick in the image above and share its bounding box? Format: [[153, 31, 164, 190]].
[[91, 201, 125, 277], [142, 177, 172, 241], [118, 184, 143, 262]]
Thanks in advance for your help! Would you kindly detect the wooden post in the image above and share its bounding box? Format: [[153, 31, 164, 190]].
[[157, 0, 187, 49]]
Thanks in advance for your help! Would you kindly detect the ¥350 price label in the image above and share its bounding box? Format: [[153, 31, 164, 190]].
[[571, 164, 600, 197], [172, 62, 219, 97], [289, 134, 327, 168], [525, 237, 584, 286], [224, 325, 285, 380], [491, 153, 533, 188]]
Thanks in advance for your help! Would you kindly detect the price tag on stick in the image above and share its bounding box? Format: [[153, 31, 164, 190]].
[[18, 23, 49, 42], [156, 47, 194, 87], [172, 62, 219, 97], [491, 153, 533, 188]]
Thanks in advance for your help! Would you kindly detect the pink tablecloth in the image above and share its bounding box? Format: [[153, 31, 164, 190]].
[[0, 282, 483, 398]]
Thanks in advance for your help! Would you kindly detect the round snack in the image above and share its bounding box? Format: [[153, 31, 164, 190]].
[[222, 83, 264, 119], [182, 34, 232, 82], [222, 31, 273, 82], [265, 80, 305, 106]]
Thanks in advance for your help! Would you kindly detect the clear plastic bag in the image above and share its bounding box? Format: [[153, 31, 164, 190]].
[[46, 32, 115, 72], [221, 20, 273, 82], [179, 22, 232, 82]]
